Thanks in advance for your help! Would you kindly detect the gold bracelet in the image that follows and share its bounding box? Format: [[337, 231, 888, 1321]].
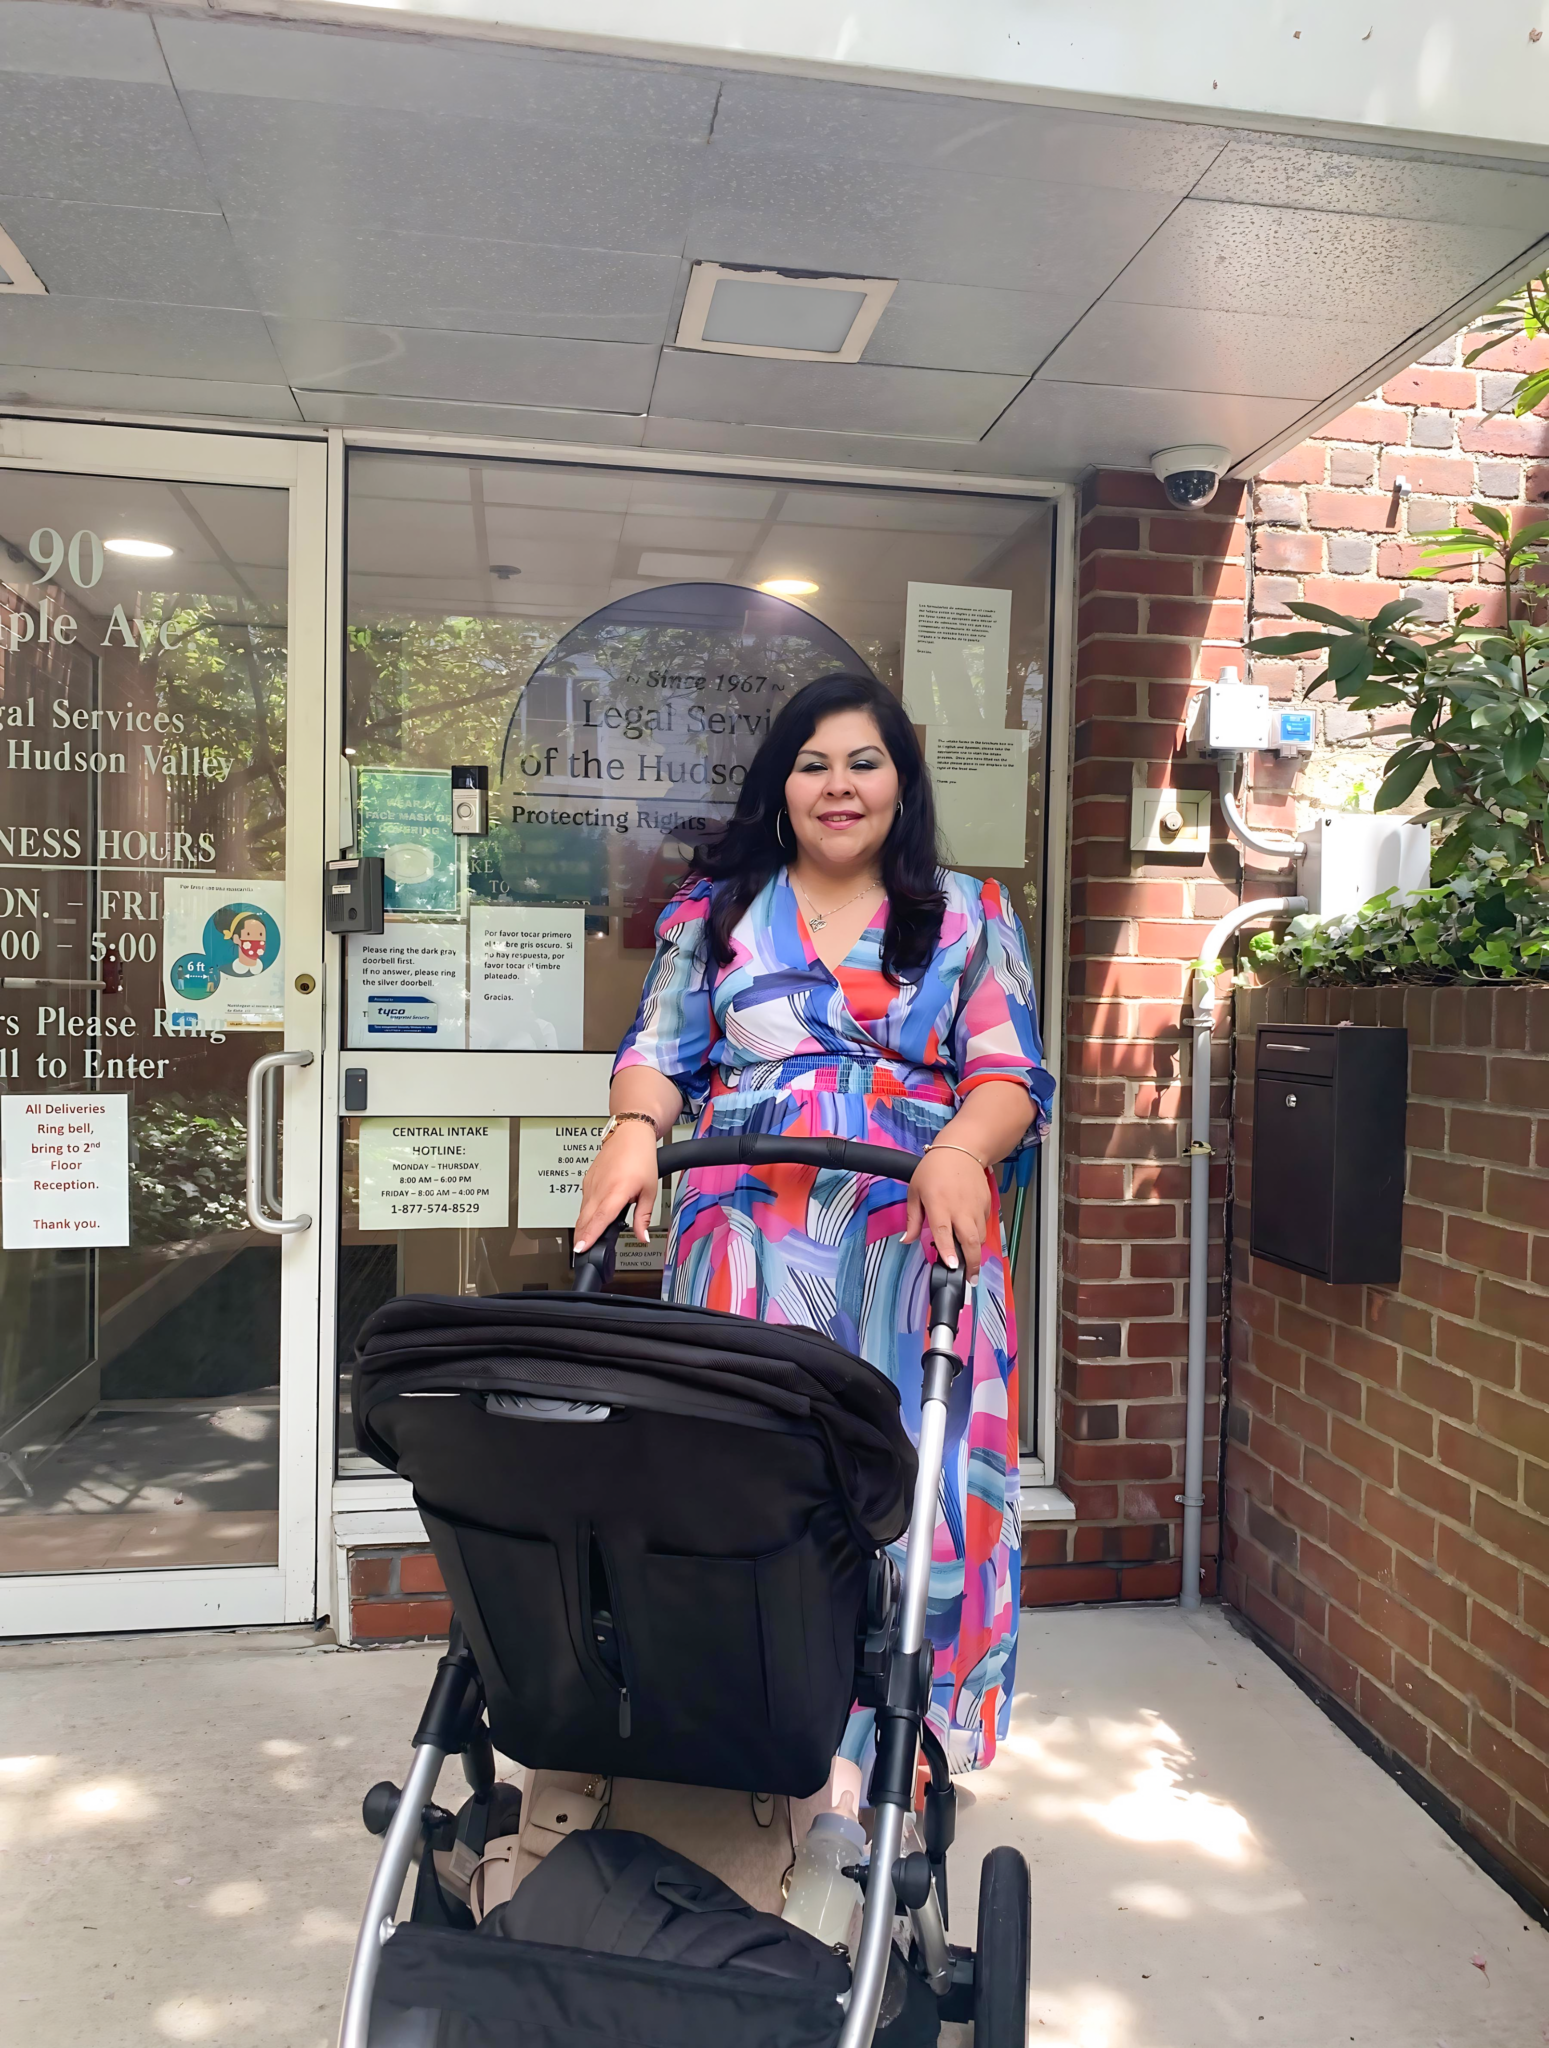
[[927, 1140, 986, 1169]]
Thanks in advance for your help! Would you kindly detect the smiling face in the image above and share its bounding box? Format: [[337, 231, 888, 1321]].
[[783, 709, 901, 878]]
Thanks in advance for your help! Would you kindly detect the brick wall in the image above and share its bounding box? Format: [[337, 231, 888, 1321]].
[[1027, 472, 1259, 1605], [1225, 981, 1549, 1910], [349, 1547, 451, 1643]]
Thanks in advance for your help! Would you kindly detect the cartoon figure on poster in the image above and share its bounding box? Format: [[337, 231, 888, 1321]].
[[163, 878, 285, 1032]]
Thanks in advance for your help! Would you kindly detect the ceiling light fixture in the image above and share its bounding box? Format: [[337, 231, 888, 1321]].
[[757, 578, 820, 598], [104, 538, 175, 559], [0, 220, 46, 296], [675, 264, 896, 364]]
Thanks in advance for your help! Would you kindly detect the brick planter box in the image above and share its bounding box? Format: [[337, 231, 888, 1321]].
[[1225, 979, 1549, 1909]]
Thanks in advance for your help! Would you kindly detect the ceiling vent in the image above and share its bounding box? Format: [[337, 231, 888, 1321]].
[[0, 220, 46, 295], [674, 263, 895, 363]]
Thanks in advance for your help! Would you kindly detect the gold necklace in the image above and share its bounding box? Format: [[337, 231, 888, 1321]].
[[792, 871, 882, 934]]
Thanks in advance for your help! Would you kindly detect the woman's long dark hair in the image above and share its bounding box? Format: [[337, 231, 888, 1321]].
[[694, 672, 945, 981]]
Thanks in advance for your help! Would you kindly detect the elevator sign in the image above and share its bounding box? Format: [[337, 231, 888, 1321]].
[[0, 1093, 130, 1247]]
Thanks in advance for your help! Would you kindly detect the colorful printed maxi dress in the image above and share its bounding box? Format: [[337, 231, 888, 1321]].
[[614, 868, 1054, 1771]]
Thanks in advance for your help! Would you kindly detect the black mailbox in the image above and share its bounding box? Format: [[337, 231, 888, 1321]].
[[1250, 1023, 1408, 1286]]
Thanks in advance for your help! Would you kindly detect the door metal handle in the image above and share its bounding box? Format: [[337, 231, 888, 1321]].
[[246, 1049, 314, 1235]]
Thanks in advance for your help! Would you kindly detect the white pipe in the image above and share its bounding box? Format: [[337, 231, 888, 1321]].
[[1181, 896, 1306, 1612], [1219, 757, 1305, 862]]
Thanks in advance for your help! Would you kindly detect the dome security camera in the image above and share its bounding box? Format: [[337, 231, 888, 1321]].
[[1151, 444, 1231, 510]]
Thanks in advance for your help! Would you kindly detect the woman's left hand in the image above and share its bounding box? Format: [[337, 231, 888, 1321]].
[[903, 1148, 992, 1280]]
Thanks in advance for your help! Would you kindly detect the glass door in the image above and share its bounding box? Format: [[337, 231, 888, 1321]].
[[0, 420, 326, 1635]]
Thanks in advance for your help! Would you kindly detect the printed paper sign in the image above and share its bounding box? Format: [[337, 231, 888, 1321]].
[[902, 582, 1012, 729], [358, 1117, 509, 1229], [927, 729, 1030, 868], [347, 924, 467, 1050], [1, 1094, 129, 1248], [469, 907, 584, 1051], [357, 767, 460, 914], [163, 877, 285, 1033], [518, 1116, 672, 1230]]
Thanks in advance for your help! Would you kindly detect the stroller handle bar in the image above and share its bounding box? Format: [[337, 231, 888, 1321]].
[[574, 1132, 959, 1308]]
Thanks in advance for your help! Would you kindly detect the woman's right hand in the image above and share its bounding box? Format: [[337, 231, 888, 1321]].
[[574, 1123, 661, 1252]]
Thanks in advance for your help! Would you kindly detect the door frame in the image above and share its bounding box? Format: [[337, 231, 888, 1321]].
[[0, 418, 329, 1637], [316, 430, 1075, 1631]]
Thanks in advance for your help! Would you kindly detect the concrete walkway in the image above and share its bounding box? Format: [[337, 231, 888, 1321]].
[[0, 1605, 1542, 2047]]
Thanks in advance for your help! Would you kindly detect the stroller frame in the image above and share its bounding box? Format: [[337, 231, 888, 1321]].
[[338, 1133, 1027, 2048]]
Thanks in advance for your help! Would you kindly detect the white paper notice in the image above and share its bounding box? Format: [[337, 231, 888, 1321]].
[[1, 1094, 129, 1248], [902, 582, 1012, 729], [358, 1117, 509, 1229], [927, 729, 1030, 868], [517, 1117, 607, 1228], [347, 924, 467, 1049], [469, 908, 584, 1051], [163, 877, 285, 1033]]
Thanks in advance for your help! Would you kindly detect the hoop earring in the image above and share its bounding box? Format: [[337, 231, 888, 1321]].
[[775, 810, 791, 852], [895, 800, 903, 820]]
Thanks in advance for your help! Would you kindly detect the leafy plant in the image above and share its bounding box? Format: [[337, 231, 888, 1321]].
[[1464, 266, 1549, 419], [1248, 852, 1549, 985], [1252, 504, 1549, 875], [129, 1096, 250, 1244]]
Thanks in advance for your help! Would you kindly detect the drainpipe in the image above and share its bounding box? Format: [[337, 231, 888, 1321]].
[[1218, 756, 1305, 863], [1180, 893, 1305, 1611]]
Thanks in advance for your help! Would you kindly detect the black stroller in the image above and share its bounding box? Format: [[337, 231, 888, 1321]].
[[338, 1134, 1030, 2047]]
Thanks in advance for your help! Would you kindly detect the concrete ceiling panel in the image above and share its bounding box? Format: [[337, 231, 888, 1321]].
[[270, 319, 658, 412], [1193, 138, 1549, 233], [1041, 299, 1398, 402], [0, 362, 302, 421], [862, 279, 1078, 375], [0, 75, 213, 208], [1110, 199, 1536, 325], [155, 14, 721, 135], [648, 350, 1023, 441], [297, 388, 649, 446], [709, 74, 1228, 192], [639, 414, 1054, 478], [0, 1, 167, 82], [179, 95, 704, 254], [980, 377, 1304, 473], [0, 198, 254, 307], [0, 297, 286, 382], [685, 152, 1177, 293], [226, 215, 680, 341]]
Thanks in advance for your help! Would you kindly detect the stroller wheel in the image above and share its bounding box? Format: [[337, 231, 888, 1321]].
[[973, 1846, 1030, 2047]]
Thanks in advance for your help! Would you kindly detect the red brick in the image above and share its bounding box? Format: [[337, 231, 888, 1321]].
[[1118, 1559, 1183, 1600], [1271, 1470, 1329, 1544], [1479, 1276, 1542, 1342], [1080, 514, 1141, 553], [1063, 1441, 1175, 1481], [1445, 1212, 1530, 1280], [1296, 1624, 1360, 1707], [1392, 1653, 1470, 1747], [1429, 1734, 1512, 1838], [1328, 1604, 1394, 1686], [1486, 1167, 1549, 1230], [1319, 404, 1408, 444], [1436, 1421, 1518, 1498], [1079, 592, 1141, 636], [1077, 637, 1200, 682], [1436, 1523, 1520, 1614], [1478, 1387, 1549, 1467], [1254, 530, 1322, 572], [1306, 491, 1397, 533], [354, 1597, 454, 1641], [1434, 1316, 1516, 1387], [1329, 1417, 1395, 1487], [1304, 1357, 1364, 1420], [1240, 1578, 1297, 1651], [398, 1551, 447, 1596], [349, 1554, 392, 1599], [1475, 1491, 1549, 1575], [1358, 1676, 1429, 1769], [1377, 450, 1475, 494], [1082, 553, 1197, 597], [1433, 1632, 1514, 1725], [1412, 1051, 1490, 1106], [1149, 515, 1246, 559], [1391, 1551, 1466, 1636], [1396, 1451, 1471, 1525], [1364, 1292, 1433, 1357], [1471, 1721, 1549, 1814], [1490, 1058, 1549, 1112], [1328, 1507, 1394, 1585], [1364, 1385, 1437, 1459], [1277, 1301, 1334, 1360], [1303, 1446, 1364, 1517], [1364, 1486, 1436, 1562], [1460, 413, 1549, 457], [1021, 1562, 1120, 1606], [1261, 445, 1325, 483], [1085, 470, 1178, 512], [1022, 1527, 1071, 1567], [1330, 1323, 1400, 1387], [1381, 366, 1477, 409], [1470, 1602, 1549, 1695]]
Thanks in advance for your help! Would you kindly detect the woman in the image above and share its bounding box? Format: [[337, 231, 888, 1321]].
[[574, 672, 1053, 1773]]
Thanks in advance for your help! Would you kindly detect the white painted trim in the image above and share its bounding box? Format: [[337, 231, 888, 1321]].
[[0, 1567, 286, 1637], [1021, 1486, 1077, 1523], [0, 417, 309, 483], [139, 0, 1549, 162], [1032, 487, 1076, 1479], [341, 1051, 614, 1117]]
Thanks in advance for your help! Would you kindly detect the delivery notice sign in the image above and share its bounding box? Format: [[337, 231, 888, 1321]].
[[1, 1094, 130, 1248]]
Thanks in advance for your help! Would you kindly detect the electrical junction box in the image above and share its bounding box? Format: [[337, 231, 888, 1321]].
[[1206, 678, 1271, 753], [1130, 786, 1211, 855], [1251, 1024, 1408, 1285], [1301, 812, 1431, 920], [325, 855, 385, 935]]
